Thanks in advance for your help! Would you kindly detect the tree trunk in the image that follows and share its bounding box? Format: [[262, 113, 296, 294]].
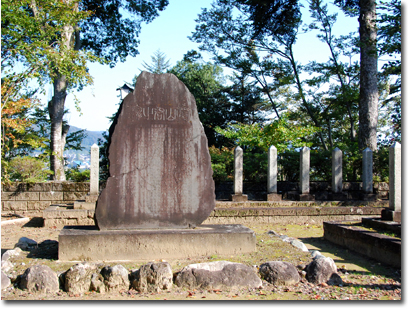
[[48, 0, 78, 181], [49, 74, 68, 181], [358, 0, 378, 151]]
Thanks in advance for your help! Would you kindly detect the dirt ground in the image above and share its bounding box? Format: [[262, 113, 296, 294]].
[[1, 216, 401, 301]]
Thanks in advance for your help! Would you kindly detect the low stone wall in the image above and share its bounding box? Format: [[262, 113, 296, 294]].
[[1, 182, 90, 217], [215, 181, 389, 201], [2, 181, 389, 217]]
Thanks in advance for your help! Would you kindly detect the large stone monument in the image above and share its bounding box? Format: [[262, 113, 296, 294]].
[[95, 71, 215, 230], [58, 72, 255, 261]]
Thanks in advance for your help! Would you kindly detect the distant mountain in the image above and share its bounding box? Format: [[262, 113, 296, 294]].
[[67, 126, 105, 154]]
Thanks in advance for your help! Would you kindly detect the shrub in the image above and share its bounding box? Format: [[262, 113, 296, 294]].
[[8, 156, 53, 183], [66, 165, 90, 182]]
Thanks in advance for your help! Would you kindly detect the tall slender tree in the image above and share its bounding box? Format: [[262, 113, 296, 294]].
[[2, 0, 169, 180], [335, 0, 379, 151]]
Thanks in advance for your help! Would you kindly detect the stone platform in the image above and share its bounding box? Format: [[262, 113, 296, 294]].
[[58, 224, 255, 262], [323, 220, 401, 268]]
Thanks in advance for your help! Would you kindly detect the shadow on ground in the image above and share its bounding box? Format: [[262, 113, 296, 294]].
[[298, 235, 400, 279]]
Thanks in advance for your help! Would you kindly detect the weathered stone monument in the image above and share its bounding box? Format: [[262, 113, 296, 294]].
[[95, 71, 215, 229], [59, 72, 255, 261]]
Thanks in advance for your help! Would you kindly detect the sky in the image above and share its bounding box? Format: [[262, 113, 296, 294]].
[[60, 0, 362, 132]]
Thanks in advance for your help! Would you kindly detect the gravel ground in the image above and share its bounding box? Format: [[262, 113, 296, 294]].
[[1, 216, 401, 301]]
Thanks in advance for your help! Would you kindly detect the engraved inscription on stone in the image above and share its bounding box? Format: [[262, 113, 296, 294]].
[[95, 71, 215, 230]]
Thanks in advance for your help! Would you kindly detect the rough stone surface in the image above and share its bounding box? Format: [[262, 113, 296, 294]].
[[90, 273, 106, 294], [305, 257, 338, 284], [100, 265, 130, 292], [259, 261, 300, 286], [14, 237, 37, 250], [131, 262, 173, 293], [290, 239, 309, 252], [175, 261, 262, 290], [64, 262, 98, 294], [1, 260, 13, 273], [20, 264, 59, 294], [2, 247, 22, 262], [95, 71, 215, 230], [1, 271, 10, 290]]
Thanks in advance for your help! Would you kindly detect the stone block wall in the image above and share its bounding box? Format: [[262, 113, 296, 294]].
[[2, 181, 389, 217], [1, 182, 90, 217], [215, 181, 389, 201]]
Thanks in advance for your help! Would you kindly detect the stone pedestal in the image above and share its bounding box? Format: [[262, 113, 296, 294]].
[[327, 193, 348, 201], [295, 193, 315, 201], [58, 224, 256, 261], [381, 209, 401, 223], [231, 194, 248, 202], [267, 193, 282, 201], [361, 193, 377, 201], [73, 200, 96, 210]]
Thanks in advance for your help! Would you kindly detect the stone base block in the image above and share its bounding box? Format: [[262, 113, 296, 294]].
[[381, 209, 401, 223], [73, 201, 96, 210], [85, 194, 99, 203], [287, 193, 315, 201], [231, 194, 248, 202], [327, 193, 348, 201], [361, 193, 377, 201], [267, 193, 282, 201], [58, 224, 256, 262]]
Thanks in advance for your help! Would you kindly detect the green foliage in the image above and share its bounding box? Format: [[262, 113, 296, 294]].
[[169, 58, 232, 147], [215, 114, 317, 153], [66, 166, 90, 182], [209, 146, 234, 183], [8, 156, 53, 183], [141, 49, 171, 74]]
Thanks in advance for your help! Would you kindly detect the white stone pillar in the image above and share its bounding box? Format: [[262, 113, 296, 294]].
[[231, 146, 247, 202], [389, 142, 401, 212], [332, 147, 343, 193], [362, 148, 373, 194], [267, 145, 281, 201], [268, 145, 277, 194], [74, 143, 100, 209], [300, 146, 310, 194], [234, 146, 243, 195], [90, 143, 100, 195]]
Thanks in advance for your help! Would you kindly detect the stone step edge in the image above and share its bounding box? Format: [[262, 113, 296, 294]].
[[215, 200, 388, 208], [361, 217, 401, 236], [211, 206, 383, 217], [323, 220, 401, 268]]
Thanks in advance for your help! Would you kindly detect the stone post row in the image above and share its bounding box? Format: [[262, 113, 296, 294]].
[[231, 146, 248, 202]]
